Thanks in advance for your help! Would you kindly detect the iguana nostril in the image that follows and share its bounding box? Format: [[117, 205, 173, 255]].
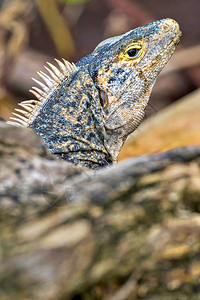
[[163, 24, 170, 31], [163, 18, 180, 32]]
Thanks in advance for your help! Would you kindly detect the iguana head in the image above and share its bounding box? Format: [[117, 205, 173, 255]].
[[88, 18, 181, 157]]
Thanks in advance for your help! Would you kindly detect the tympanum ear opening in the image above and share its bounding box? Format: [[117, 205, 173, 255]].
[[99, 90, 108, 108]]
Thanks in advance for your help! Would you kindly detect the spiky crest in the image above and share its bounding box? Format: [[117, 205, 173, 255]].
[[7, 59, 78, 127]]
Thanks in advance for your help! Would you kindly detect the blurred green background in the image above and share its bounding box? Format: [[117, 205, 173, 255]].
[[0, 0, 200, 121]]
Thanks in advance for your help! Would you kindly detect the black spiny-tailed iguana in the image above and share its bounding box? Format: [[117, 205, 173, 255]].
[[7, 18, 181, 169]]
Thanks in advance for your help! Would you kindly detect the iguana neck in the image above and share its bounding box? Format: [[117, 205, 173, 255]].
[[29, 69, 113, 169]]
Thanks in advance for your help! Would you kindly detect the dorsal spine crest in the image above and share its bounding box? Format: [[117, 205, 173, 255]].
[[7, 59, 78, 127]]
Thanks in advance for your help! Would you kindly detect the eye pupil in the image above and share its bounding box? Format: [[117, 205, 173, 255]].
[[127, 48, 139, 57]]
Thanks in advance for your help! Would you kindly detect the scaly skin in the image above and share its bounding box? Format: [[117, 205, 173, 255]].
[[8, 18, 181, 169]]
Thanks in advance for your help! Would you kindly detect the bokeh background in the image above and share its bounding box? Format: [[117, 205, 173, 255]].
[[0, 0, 200, 125]]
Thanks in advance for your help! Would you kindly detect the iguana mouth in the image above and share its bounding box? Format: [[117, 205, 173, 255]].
[[169, 28, 182, 47]]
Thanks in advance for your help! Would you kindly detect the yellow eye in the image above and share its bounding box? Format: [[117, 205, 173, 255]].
[[126, 45, 142, 58], [119, 42, 145, 61]]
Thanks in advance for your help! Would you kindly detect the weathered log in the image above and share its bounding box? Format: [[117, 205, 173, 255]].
[[0, 122, 200, 300]]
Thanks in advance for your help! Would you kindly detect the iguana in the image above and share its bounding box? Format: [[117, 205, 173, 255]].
[[7, 18, 181, 169]]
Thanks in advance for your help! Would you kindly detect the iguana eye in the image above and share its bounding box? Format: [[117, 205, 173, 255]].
[[125, 43, 142, 59], [127, 48, 141, 58], [119, 41, 145, 61]]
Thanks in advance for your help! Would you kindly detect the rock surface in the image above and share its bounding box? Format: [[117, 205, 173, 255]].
[[1, 115, 200, 299]]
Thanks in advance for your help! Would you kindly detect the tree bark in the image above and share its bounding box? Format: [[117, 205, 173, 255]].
[[1, 122, 200, 300]]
